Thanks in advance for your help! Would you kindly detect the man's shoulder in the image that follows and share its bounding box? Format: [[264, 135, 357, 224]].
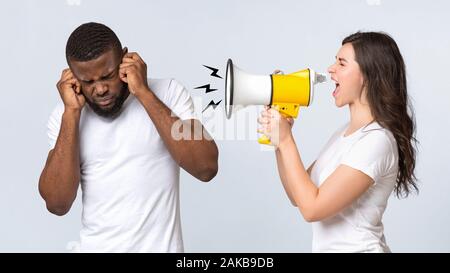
[[148, 78, 188, 102], [148, 78, 182, 92]]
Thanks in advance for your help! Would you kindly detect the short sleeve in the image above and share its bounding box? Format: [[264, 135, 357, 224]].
[[341, 130, 397, 183], [47, 102, 64, 150], [165, 79, 197, 121]]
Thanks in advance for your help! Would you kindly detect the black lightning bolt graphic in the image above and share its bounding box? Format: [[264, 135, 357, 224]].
[[194, 84, 217, 94], [203, 65, 222, 79], [202, 100, 222, 113]]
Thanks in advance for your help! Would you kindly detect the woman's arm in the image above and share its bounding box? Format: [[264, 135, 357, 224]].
[[307, 161, 316, 176], [275, 149, 296, 206], [275, 149, 315, 207], [259, 108, 373, 222], [277, 136, 373, 222]]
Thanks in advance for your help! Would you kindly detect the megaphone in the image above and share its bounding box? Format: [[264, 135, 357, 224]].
[[225, 58, 326, 145]]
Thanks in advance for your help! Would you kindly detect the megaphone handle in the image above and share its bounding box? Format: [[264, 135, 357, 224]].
[[258, 108, 299, 146]]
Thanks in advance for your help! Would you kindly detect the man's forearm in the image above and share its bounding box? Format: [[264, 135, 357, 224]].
[[136, 89, 218, 181], [39, 109, 81, 215]]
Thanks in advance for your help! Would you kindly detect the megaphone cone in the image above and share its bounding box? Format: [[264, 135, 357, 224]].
[[225, 59, 272, 119], [224, 58, 326, 144]]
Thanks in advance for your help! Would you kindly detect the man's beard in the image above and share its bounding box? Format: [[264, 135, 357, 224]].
[[85, 84, 130, 118]]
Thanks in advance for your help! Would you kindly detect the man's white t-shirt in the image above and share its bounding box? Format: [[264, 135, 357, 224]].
[[310, 122, 398, 253], [47, 78, 196, 252]]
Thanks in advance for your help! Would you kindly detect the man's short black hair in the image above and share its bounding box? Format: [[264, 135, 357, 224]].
[[66, 22, 122, 63]]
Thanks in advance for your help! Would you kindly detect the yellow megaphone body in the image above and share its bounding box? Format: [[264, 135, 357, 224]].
[[225, 58, 326, 144]]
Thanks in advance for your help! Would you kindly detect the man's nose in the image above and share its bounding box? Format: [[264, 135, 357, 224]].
[[94, 82, 108, 96]]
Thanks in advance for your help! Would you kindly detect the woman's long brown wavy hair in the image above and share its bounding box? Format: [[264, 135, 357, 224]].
[[343, 32, 418, 198]]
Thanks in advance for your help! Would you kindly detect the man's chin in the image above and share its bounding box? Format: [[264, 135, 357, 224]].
[[88, 100, 122, 118], [97, 103, 115, 111], [85, 85, 129, 118]]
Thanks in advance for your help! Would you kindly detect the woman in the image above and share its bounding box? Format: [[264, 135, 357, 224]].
[[257, 32, 417, 252]]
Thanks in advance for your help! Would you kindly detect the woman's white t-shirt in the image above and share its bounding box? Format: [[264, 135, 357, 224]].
[[310, 122, 399, 253]]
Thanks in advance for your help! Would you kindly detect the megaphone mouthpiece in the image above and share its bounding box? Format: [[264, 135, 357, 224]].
[[314, 73, 327, 84]]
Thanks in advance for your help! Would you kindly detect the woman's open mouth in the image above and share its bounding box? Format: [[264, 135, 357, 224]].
[[333, 82, 340, 97]]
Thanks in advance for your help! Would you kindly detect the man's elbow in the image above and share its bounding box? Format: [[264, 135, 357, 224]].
[[197, 162, 218, 182], [46, 202, 71, 216], [196, 144, 219, 182], [39, 185, 74, 216]]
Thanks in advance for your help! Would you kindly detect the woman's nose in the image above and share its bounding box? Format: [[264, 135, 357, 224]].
[[327, 64, 335, 74]]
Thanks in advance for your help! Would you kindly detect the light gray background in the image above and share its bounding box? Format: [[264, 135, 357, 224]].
[[0, 0, 449, 252]]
